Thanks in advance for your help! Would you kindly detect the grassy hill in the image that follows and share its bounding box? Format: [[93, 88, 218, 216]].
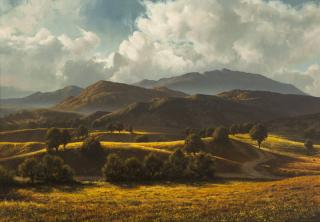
[[54, 80, 187, 113], [94, 95, 272, 130], [135, 69, 305, 95], [218, 90, 320, 117], [0, 109, 82, 131]]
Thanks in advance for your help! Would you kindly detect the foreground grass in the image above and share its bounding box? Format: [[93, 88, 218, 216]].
[[0, 176, 319, 222]]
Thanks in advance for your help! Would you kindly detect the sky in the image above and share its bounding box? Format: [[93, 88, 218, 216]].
[[0, 0, 320, 96]]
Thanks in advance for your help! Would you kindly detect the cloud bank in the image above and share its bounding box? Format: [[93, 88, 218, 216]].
[[1, 0, 320, 96]]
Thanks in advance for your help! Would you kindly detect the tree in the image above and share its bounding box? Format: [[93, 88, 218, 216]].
[[229, 124, 239, 135], [107, 124, 116, 133], [116, 123, 124, 133], [127, 125, 134, 134], [143, 153, 163, 179], [18, 158, 41, 183], [61, 129, 72, 149], [42, 155, 74, 183], [124, 157, 144, 181], [102, 154, 125, 182], [164, 149, 189, 179], [304, 139, 314, 154], [46, 128, 62, 152], [249, 124, 268, 148], [184, 133, 205, 153], [212, 127, 229, 143], [81, 137, 103, 156], [77, 125, 88, 139], [187, 152, 215, 179]]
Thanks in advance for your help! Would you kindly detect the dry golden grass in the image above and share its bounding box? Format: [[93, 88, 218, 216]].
[[0, 176, 319, 222]]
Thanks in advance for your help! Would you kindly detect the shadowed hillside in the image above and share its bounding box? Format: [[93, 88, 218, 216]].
[[54, 80, 188, 113], [136, 69, 305, 95], [94, 95, 272, 130], [218, 90, 320, 117]]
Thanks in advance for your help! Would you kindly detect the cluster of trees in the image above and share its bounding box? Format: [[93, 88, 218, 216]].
[[0, 155, 74, 185], [102, 150, 215, 182], [18, 155, 74, 183], [229, 123, 255, 134], [81, 137, 104, 156]]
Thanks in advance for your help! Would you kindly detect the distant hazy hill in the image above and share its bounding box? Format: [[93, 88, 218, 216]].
[[1, 85, 83, 109], [218, 90, 320, 117], [135, 69, 305, 95], [0, 109, 82, 130], [0, 86, 35, 99], [94, 94, 272, 130], [54, 80, 188, 113]]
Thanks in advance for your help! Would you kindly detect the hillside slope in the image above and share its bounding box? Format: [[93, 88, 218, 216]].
[[54, 80, 187, 113], [0, 86, 83, 109], [135, 69, 305, 95], [94, 95, 272, 130], [218, 90, 320, 117]]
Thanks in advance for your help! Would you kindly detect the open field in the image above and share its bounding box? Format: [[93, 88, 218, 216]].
[[1, 176, 320, 222]]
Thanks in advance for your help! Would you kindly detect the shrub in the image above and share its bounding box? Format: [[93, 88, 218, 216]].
[[184, 133, 205, 153], [81, 137, 103, 156], [212, 127, 229, 143], [61, 129, 72, 148], [102, 154, 125, 182], [249, 124, 268, 148], [135, 135, 149, 142], [77, 125, 88, 139], [0, 166, 14, 185]]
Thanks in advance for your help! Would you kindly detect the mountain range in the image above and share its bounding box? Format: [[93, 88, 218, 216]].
[[135, 69, 305, 95]]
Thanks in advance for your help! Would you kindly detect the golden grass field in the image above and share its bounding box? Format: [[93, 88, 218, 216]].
[[1, 176, 319, 222], [1, 130, 320, 221]]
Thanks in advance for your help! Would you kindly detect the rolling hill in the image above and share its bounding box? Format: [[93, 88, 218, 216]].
[[0, 109, 82, 130], [135, 69, 305, 95], [218, 90, 320, 117], [93, 94, 272, 130], [54, 80, 188, 113], [0, 85, 83, 109]]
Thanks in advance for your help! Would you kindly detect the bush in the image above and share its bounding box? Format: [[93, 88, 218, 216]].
[[81, 137, 103, 156], [163, 149, 189, 179], [135, 135, 149, 142], [102, 154, 125, 182], [212, 127, 229, 143], [184, 134, 205, 153], [0, 166, 14, 185]]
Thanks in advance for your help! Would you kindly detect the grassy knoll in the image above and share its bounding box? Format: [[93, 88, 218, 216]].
[[0, 176, 320, 222]]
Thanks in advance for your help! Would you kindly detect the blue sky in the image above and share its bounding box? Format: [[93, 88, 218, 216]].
[[1, 0, 320, 96]]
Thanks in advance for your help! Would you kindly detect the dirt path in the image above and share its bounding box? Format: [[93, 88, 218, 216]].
[[217, 147, 279, 180]]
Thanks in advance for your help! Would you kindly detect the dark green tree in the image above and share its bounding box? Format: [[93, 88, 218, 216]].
[[61, 129, 72, 149], [18, 158, 42, 183], [187, 152, 216, 179], [304, 139, 314, 154], [77, 125, 88, 139], [102, 154, 125, 182], [81, 137, 103, 156], [46, 128, 62, 152], [212, 127, 229, 143], [124, 157, 144, 181], [143, 153, 163, 179], [184, 133, 205, 153], [249, 124, 268, 148]]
